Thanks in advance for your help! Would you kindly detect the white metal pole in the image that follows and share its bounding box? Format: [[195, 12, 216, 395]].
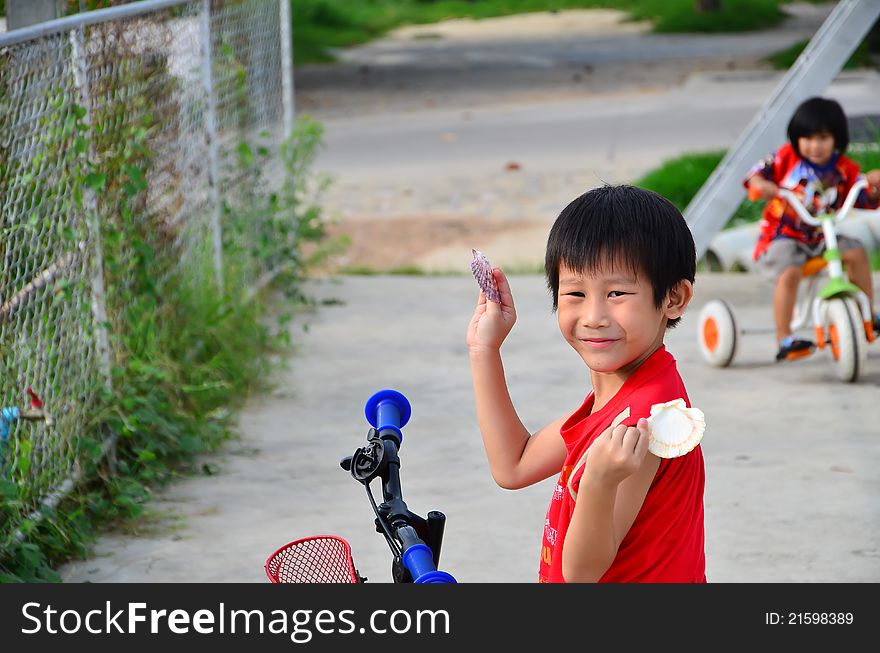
[[70, 27, 113, 393], [201, 0, 225, 292], [279, 0, 295, 141]]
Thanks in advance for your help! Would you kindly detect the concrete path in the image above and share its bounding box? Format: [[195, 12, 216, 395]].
[[59, 272, 880, 583]]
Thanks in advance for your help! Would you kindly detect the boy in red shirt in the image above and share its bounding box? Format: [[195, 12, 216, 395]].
[[467, 184, 705, 582]]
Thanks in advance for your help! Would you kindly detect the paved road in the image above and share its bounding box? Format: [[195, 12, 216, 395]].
[[313, 71, 880, 200], [297, 3, 836, 120], [59, 272, 880, 583]]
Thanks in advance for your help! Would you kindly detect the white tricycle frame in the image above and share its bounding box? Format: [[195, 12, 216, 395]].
[[698, 177, 877, 383]]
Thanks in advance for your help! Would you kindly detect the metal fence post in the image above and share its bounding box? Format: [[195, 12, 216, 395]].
[[201, 0, 225, 292], [70, 25, 117, 471], [70, 28, 114, 395], [279, 0, 295, 141]]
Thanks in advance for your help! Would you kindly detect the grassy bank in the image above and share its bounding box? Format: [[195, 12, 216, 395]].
[[0, 115, 338, 582], [766, 39, 876, 71], [635, 150, 762, 229], [291, 0, 811, 64]]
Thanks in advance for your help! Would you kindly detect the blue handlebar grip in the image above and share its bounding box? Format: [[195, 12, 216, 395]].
[[402, 543, 457, 584], [364, 389, 411, 444]]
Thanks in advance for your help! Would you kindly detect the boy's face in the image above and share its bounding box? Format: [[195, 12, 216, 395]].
[[798, 131, 835, 167], [556, 263, 670, 378]]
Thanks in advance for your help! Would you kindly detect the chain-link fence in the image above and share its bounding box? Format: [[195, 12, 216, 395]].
[[0, 0, 294, 533]]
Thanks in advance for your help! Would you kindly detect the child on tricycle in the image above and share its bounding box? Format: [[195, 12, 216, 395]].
[[745, 96, 880, 362]]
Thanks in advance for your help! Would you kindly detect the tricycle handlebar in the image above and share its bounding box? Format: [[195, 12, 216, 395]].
[[775, 177, 870, 227]]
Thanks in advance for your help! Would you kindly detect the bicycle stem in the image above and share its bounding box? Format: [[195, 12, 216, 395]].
[[371, 430, 448, 575], [376, 431, 410, 523]]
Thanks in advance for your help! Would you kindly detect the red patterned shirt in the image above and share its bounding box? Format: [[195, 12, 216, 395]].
[[538, 346, 706, 583], [745, 143, 875, 260]]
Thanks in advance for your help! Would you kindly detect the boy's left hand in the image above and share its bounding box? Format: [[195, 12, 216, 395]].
[[866, 170, 880, 198], [584, 418, 651, 487]]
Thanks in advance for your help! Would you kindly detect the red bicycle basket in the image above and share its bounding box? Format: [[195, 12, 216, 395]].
[[265, 535, 361, 583]]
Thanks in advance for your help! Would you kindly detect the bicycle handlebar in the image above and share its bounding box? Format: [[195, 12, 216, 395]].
[[342, 389, 457, 583], [364, 389, 411, 445]]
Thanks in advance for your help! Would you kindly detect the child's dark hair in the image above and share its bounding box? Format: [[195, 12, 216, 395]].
[[787, 96, 849, 157], [544, 184, 695, 329]]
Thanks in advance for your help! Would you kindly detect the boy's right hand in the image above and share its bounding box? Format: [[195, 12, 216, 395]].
[[466, 267, 516, 355], [748, 177, 779, 202], [583, 419, 651, 488]]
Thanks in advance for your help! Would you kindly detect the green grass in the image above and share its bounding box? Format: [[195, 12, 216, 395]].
[[624, 0, 787, 33], [635, 150, 726, 211], [338, 261, 546, 276], [849, 142, 880, 170], [389, 265, 429, 275], [338, 265, 379, 275], [291, 0, 802, 64], [635, 150, 762, 229], [339, 264, 466, 276], [766, 39, 876, 71]]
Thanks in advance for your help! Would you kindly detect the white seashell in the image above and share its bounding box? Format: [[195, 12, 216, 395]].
[[646, 399, 705, 459]]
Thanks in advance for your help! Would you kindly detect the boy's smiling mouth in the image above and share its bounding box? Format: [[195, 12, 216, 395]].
[[580, 337, 618, 349]]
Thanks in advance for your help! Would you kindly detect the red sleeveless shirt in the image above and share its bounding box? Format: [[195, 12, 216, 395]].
[[538, 346, 706, 583]]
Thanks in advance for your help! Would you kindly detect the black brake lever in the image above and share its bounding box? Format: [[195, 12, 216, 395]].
[[341, 428, 385, 484]]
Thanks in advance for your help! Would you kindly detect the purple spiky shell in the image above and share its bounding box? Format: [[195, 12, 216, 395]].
[[471, 249, 500, 303]]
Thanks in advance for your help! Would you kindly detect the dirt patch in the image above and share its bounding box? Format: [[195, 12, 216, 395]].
[[386, 9, 650, 42], [315, 215, 545, 273]]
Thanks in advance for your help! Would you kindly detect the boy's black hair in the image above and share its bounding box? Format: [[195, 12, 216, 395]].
[[787, 96, 849, 157], [544, 184, 695, 329]]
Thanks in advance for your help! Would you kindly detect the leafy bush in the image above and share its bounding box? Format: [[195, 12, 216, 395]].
[[0, 113, 337, 582]]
